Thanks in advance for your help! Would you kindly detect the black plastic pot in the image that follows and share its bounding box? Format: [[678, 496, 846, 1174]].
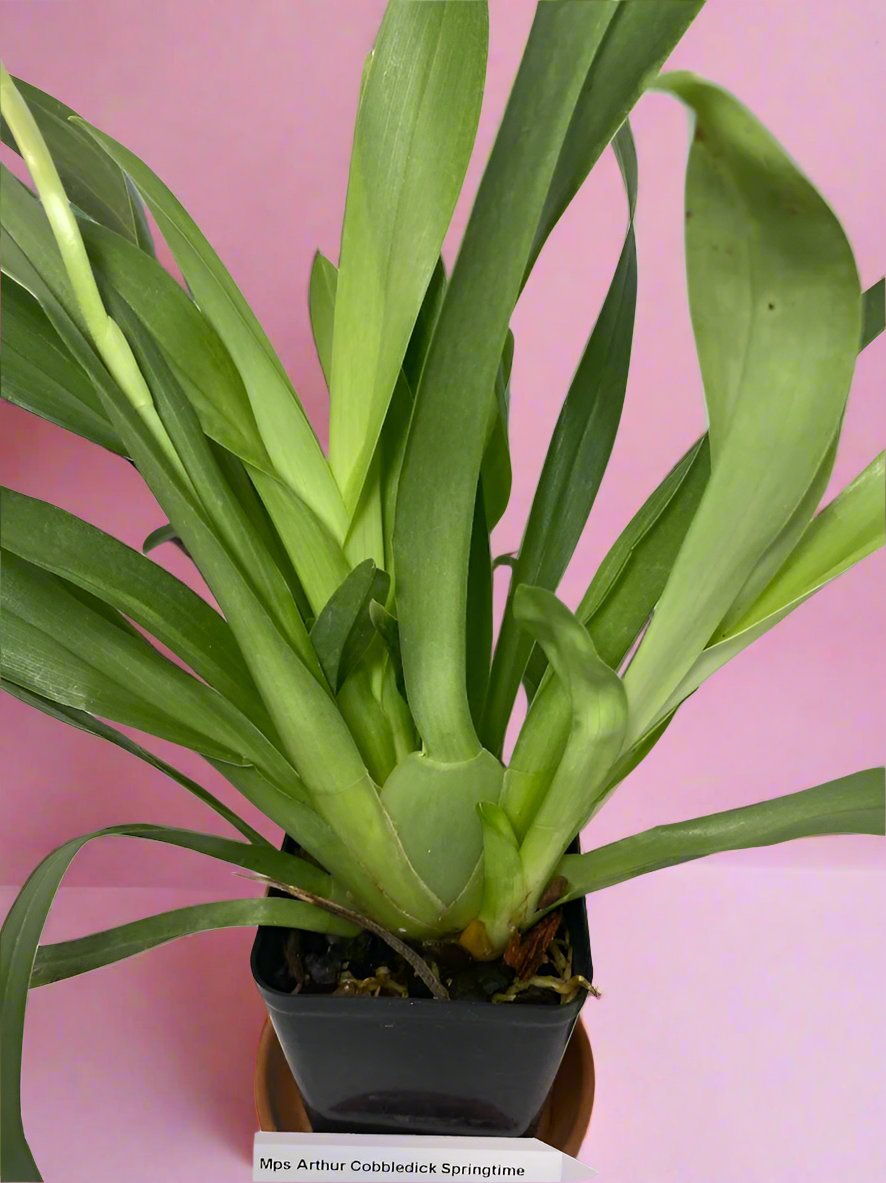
[[251, 887, 592, 1138]]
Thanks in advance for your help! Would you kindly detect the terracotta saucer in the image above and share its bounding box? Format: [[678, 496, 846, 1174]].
[[254, 1016, 594, 1157]]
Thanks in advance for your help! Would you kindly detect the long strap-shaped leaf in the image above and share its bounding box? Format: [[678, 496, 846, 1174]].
[[2, 625, 318, 848], [394, 2, 619, 761], [1, 487, 268, 727], [549, 768, 885, 907], [508, 436, 708, 824], [598, 458, 884, 789], [655, 451, 886, 723], [311, 560, 390, 693], [518, 270, 882, 769], [1, 553, 298, 783], [211, 761, 428, 935], [1, 277, 124, 453], [512, 586, 627, 913], [623, 75, 861, 743], [310, 249, 514, 573], [329, 0, 487, 514], [29, 897, 356, 989], [2, 185, 343, 623], [861, 277, 884, 349], [70, 116, 348, 542], [469, 803, 526, 959], [482, 124, 638, 753], [0, 75, 154, 252], [108, 292, 326, 662], [36, 276, 443, 930], [80, 216, 268, 469], [0, 824, 344, 1183], [1, 680, 267, 845], [528, 0, 707, 274], [2, 141, 346, 614], [0, 81, 179, 468], [1, 162, 86, 331]]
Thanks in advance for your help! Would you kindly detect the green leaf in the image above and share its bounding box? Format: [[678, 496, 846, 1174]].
[[212, 760, 422, 934], [210, 442, 313, 622], [394, 2, 620, 762], [3, 599, 226, 764], [623, 74, 861, 743], [513, 438, 709, 824], [1, 680, 268, 845], [521, 274, 881, 749], [399, 263, 520, 551], [728, 452, 885, 633], [466, 486, 493, 729], [309, 250, 337, 386], [44, 284, 444, 930], [0, 86, 179, 467], [1, 487, 267, 727], [310, 560, 391, 692], [483, 123, 638, 752], [472, 802, 526, 955], [380, 748, 504, 922], [107, 291, 321, 664], [860, 278, 884, 350], [80, 217, 268, 468], [510, 586, 628, 909], [1, 276, 124, 453], [0, 823, 346, 1182], [584, 437, 711, 666], [31, 896, 355, 989], [715, 434, 838, 634], [552, 768, 885, 905], [246, 466, 351, 614], [329, 0, 487, 513], [1, 75, 154, 252], [142, 522, 185, 555], [402, 257, 446, 393], [311, 250, 513, 581], [379, 370, 416, 575], [480, 329, 514, 532], [369, 600, 406, 695], [71, 116, 349, 540], [1, 162, 81, 326], [528, 0, 706, 274], [0, 554, 289, 777], [78, 212, 345, 611], [656, 452, 886, 724]]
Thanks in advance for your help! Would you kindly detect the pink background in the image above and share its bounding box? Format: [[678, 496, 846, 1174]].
[[1, 2, 884, 1181]]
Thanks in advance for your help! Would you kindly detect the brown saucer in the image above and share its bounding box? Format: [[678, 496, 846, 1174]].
[[254, 1016, 594, 1157]]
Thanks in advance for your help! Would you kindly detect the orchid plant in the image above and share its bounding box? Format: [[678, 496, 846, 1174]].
[[1, 3, 884, 1180]]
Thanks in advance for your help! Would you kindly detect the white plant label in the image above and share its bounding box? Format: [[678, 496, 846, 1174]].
[[254, 1133, 595, 1182]]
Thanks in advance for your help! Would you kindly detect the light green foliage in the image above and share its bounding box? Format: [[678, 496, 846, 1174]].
[[2, 5, 884, 1178], [510, 587, 628, 914], [623, 73, 862, 743], [381, 750, 505, 926], [329, 0, 487, 515], [394, 2, 620, 763], [473, 804, 526, 956], [551, 769, 885, 907], [0, 76, 154, 251], [311, 560, 391, 693], [482, 123, 638, 753]]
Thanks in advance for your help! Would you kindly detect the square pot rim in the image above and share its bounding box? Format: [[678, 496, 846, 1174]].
[[251, 895, 592, 1026]]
